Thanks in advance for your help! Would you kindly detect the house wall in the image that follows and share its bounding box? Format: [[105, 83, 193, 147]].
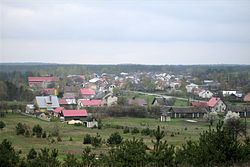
[[64, 116, 87, 121], [211, 100, 226, 112]]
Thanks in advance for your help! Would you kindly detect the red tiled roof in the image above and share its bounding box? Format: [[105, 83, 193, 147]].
[[28, 77, 59, 82], [244, 93, 250, 102], [78, 75, 85, 80], [80, 88, 95, 95], [53, 107, 64, 113], [43, 88, 56, 91], [80, 100, 104, 106], [62, 110, 88, 117], [59, 99, 68, 105], [207, 97, 220, 107], [192, 102, 208, 107], [62, 95, 75, 99]]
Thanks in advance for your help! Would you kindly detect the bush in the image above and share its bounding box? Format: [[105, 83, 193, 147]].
[[0, 121, 5, 130], [69, 137, 73, 141], [131, 127, 140, 134], [51, 124, 60, 137], [123, 127, 130, 134], [83, 134, 92, 144], [74, 123, 82, 126], [42, 131, 47, 138], [141, 128, 152, 136], [91, 133, 102, 147], [57, 136, 62, 142], [107, 132, 123, 146], [16, 123, 26, 135], [25, 130, 30, 137], [32, 124, 43, 138]]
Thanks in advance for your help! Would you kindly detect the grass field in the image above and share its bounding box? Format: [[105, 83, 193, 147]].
[[1, 113, 250, 159]]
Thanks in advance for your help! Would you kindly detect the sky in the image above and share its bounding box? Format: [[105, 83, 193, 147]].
[[1, 0, 250, 65]]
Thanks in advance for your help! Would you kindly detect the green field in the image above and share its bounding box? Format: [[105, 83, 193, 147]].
[[1, 113, 250, 159]]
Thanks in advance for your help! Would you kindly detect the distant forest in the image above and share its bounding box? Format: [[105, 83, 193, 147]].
[[1, 63, 250, 75]]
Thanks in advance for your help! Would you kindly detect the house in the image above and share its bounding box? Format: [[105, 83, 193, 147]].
[[59, 98, 77, 110], [160, 111, 171, 122], [60, 109, 88, 121], [78, 99, 104, 107], [244, 92, 250, 102], [199, 90, 213, 99], [28, 77, 59, 88], [128, 98, 147, 107], [85, 117, 98, 128], [102, 93, 118, 106], [207, 97, 226, 112], [191, 102, 208, 107], [227, 105, 250, 118], [223, 91, 237, 97], [53, 107, 64, 117], [35, 96, 60, 112], [43, 88, 58, 96], [186, 83, 199, 93], [160, 106, 208, 118], [79, 88, 95, 99], [64, 86, 77, 97], [26, 104, 35, 114], [152, 97, 174, 106]]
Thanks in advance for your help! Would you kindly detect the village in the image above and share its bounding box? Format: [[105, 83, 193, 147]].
[[25, 71, 250, 127]]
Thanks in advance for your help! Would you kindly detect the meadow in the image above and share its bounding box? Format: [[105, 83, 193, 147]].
[[0, 112, 249, 159]]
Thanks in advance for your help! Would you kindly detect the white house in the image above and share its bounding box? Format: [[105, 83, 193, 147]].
[[199, 90, 214, 99], [207, 97, 226, 112], [186, 83, 199, 93], [222, 91, 237, 97]]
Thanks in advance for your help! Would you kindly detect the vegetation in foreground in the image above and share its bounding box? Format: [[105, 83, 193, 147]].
[[1, 120, 250, 167]]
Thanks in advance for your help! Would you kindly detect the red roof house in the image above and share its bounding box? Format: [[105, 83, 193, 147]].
[[192, 102, 208, 107], [61, 109, 88, 121], [79, 100, 104, 107], [80, 88, 95, 95], [207, 97, 221, 107], [28, 77, 59, 82], [53, 107, 64, 113]]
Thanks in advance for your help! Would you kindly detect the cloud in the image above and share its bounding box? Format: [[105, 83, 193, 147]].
[[1, 1, 250, 42]]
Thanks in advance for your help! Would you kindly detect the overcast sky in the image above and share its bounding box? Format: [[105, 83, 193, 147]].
[[1, 0, 250, 65]]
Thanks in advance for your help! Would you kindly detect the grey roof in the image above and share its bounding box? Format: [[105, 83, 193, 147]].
[[160, 106, 208, 114], [36, 96, 60, 110], [128, 98, 147, 106]]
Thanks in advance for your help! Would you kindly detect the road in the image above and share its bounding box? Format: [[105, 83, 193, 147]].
[[128, 91, 207, 102]]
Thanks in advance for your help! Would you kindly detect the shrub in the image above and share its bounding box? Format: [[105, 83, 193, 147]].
[[25, 130, 30, 137], [32, 124, 43, 138], [91, 133, 102, 147], [16, 123, 26, 135], [74, 123, 82, 126], [0, 121, 5, 130], [83, 134, 92, 144], [141, 128, 152, 136], [107, 132, 123, 146], [69, 137, 73, 141], [57, 136, 62, 142], [51, 124, 60, 137], [42, 131, 47, 138], [131, 127, 140, 134], [27, 148, 37, 160], [123, 127, 130, 134], [170, 132, 174, 137]]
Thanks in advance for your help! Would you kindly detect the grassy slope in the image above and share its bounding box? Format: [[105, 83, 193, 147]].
[[0, 113, 249, 158]]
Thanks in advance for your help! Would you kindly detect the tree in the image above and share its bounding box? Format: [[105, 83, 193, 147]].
[[0, 139, 20, 167], [83, 134, 92, 144], [51, 124, 60, 137], [224, 111, 246, 140], [27, 148, 37, 160], [32, 124, 43, 138], [16, 123, 26, 135], [203, 112, 219, 126], [107, 132, 123, 146], [0, 121, 6, 130]]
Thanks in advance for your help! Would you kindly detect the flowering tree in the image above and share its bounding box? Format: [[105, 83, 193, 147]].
[[203, 112, 219, 126], [224, 111, 245, 140]]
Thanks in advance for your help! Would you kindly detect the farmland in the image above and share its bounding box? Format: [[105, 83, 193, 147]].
[[1, 112, 250, 160]]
